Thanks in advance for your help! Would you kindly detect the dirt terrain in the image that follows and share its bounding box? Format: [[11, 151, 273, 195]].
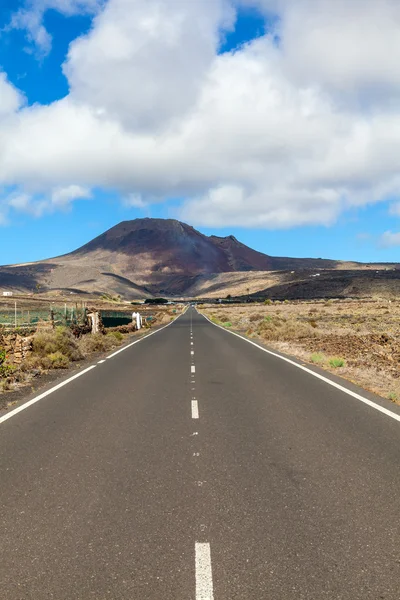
[[201, 300, 400, 403]]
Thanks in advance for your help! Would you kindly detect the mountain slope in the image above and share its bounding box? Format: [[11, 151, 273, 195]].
[[0, 218, 397, 297]]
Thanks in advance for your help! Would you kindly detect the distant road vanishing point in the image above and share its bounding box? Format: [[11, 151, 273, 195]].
[[0, 307, 399, 599]]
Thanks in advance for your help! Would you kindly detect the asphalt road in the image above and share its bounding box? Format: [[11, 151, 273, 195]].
[[0, 307, 399, 599]]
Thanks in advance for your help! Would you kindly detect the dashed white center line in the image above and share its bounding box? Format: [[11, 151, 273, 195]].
[[195, 542, 214, 600], [191, 341, 194, 345], [192, 400, 199, 419], [191, 365, 196, 374]]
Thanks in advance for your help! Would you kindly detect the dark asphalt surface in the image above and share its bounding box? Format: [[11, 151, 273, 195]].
[[0, 307, 399, 599]]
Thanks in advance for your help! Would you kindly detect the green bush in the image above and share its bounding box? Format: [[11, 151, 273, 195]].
[[33, 327, 83, 361], [329, 357, 345, 368], [47, 352, 70, 369], [310, 352, 325, 365], [388, 392, 398, 402], [264, 299, 272, 305], [223, 322, 232, 327], [107, 330, 123, 342], [0, 361, 17, 378]]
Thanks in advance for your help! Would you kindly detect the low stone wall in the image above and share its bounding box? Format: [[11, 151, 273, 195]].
[[0, 332, 33, 364]]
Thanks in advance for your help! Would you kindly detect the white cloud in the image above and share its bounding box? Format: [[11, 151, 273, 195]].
[[0, 73, 24, 116], [2, 0, 400, 229], [51, 184, 92, 207], [2, 185, 91, 219], [380, 231, 400, 248], [123, 193, 147, 208], [64, 0, 235, 129], [389, 203, 400, 217], [9, 0, 103, 55]]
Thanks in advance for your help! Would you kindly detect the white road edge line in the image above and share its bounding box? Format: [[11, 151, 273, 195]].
[[0, 309, 187, 426], [0, 366, 97, 425], [195, 542, 214, 600], [201, 312, 400, 424], [192, 400, 199, 419]]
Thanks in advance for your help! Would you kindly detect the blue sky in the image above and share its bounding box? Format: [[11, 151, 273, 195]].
[[0, 0, 399, 265]]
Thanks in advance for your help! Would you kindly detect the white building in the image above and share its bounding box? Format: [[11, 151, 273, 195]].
[[2, 291, 13, 297]]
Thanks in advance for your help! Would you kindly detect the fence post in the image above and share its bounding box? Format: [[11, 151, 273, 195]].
[[14, 301, 17, 328]]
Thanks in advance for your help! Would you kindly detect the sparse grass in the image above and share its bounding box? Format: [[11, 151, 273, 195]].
[[328, 357, 346, 368], [310, 352, 326, 365], [388, 392, 398, 402]]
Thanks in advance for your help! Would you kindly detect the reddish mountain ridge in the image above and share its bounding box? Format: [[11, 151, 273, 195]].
[[70, 218, 339, 276], [0, 218, 396, 297]]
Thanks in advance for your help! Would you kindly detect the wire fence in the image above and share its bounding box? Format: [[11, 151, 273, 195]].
[[0, 303, 88, 329]]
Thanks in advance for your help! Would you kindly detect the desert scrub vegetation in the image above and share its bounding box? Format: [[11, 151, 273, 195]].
[[328, 357, 346, 368], [22, 328, 128, 372], [33, 327, 84, 362], [254, 317, 319, 342], [310, 352, 326, 365], [79, 332, 123, 355]]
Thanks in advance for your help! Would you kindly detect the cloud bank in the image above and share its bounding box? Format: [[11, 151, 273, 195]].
[[2, 0, 400, 230]]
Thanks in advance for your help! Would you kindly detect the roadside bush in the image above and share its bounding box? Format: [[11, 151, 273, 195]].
[[388, 392, 398, 402], [33, 327, 83, 361], [0, 361, 17, 378], [47, 351, 70, 369], [107, 330, 124, 342], [78, 332, 122, 355], [310, 352, 326, 365], [20, 355, 52, 371], [223, 322, 232, 327], [264, 299, 272, 305], [329, 357, 346, 368]]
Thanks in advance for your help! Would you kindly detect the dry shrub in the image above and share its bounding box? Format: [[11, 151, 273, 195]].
[[33, 327, 83, 361], [249, 314, 264, 322], [257, 318, 318, 341], [47, 351, 70, 369], [21, 355, 47, 371], [78, 332, 122, 356]]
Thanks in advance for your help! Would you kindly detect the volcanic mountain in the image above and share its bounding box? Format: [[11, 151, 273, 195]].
[[0, 218, 398, 298]]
